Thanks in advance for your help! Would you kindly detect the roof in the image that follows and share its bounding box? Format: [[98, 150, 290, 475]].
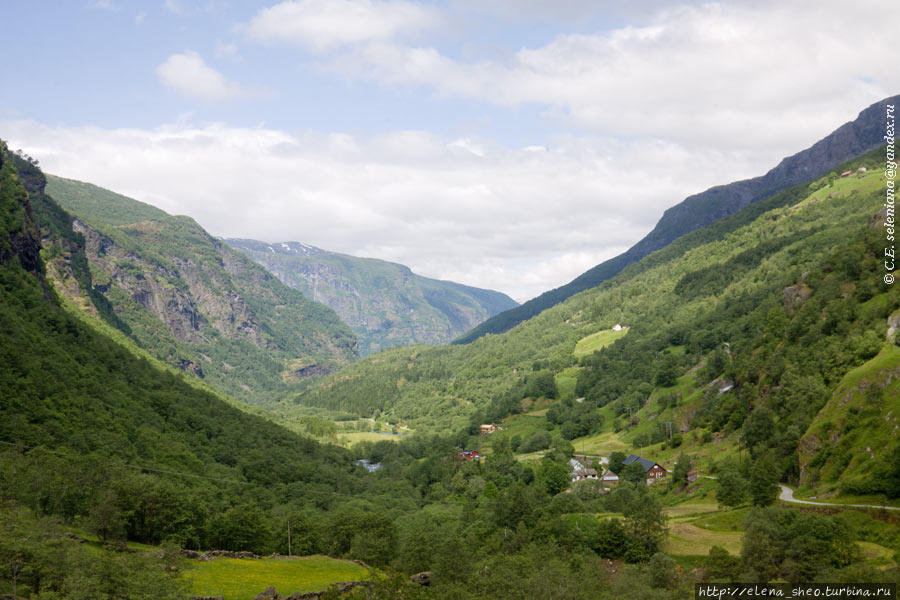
[[601, 470, 619, 480], [623, 454, 658, 472]]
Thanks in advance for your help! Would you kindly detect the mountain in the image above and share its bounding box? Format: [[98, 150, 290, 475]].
[[41, 174, 358, 405], [298, 142, 900, 500], [225, 238, 518, 355], [455, 94, 900, 344], [0, 139, 367, 528]]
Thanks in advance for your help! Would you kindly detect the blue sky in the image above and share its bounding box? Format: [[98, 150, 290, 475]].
[[2, 0, 898, 301]]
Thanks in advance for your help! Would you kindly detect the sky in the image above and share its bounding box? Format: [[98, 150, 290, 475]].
[[1, 0, 898, 302]]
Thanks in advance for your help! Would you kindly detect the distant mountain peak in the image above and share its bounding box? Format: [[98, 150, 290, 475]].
[[224, 238, 325, 257]]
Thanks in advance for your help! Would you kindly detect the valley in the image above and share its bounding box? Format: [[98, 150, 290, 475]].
[[3, 98, 900, 598]]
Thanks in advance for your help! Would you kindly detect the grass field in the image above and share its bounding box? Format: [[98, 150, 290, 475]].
[[662, 502, 720, 522], [662, 522, 743, 555], [573, 329, 628, 358], [857, 541, 896, 567], [183, 555, 370, 600], [335, 431, 408, 446], [555, 367, 581, 400], [569, 430, 629, 455]]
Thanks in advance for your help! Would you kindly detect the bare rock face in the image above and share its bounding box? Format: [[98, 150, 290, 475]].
[[70, 218, 275, 348], [782, 283, 812, 309]]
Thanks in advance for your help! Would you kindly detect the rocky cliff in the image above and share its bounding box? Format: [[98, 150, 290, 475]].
[[41, 175, 358, 405]]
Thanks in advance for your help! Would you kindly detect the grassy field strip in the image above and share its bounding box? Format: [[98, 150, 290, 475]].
[[662, 503, 721, 523], [662, 522, 743, 555], [570, 431, 629, 454], [335, 431, 409, 446], [184, 555, 370, 600], [856, 541, 896, 567], [573, 329, 628, 358]]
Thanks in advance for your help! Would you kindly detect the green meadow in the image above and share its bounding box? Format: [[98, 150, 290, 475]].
[[184, 555, 370, 600]]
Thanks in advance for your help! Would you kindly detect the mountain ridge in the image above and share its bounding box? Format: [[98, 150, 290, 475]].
[[225, 237, 518, 355], [455, 94, 900, 344]]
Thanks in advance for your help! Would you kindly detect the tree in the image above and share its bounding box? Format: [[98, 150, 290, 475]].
[[646, 552, 678, 589], [212, 503, 272, 554], [749, 453, 779, 507], [655, 358, 680, 388], [716, 461, 747, 508], [623, 461, 647, 485], [608, 451, 627, 475], [671, 453, 692, 489], [742, 408, 775, 458], [540, 460, 571, 496], [623, 487, 666, 562], [86, 488, 126, 542], [706, 545, 741, 581]]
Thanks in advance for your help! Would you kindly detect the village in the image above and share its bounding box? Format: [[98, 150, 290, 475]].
[[455, 422, 697, 492]]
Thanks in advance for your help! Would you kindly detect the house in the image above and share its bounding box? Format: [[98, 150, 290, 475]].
[[480, 424, 497, 435], [568, 458, 599, 482], [840, 170, 853, 178], [687, 470, 699, 483], [622, 454, 667, 484], [573, 468, 598, 482], [458, 450, 483, 460], [600, 470, 619, 486], [612, 323, 627, 331], [354, 459, 383, 473]]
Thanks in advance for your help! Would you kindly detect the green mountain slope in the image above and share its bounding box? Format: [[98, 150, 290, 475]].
[[41, 175, 358, 404], [456, 94, 899, 344], [0, 139, 369, 531], [297, 145, 899, 500], [225, 238, 518, 355]]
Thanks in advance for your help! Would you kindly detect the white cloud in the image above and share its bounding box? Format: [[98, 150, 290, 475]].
[[163, 0, 183, 15], [1, 120, 756, 300], [324, 0, 900, 154], [214, 41, 239, 58], [155, 51, 267, 101], [245, 0, 440, 53], [90, 0, 119, 10]]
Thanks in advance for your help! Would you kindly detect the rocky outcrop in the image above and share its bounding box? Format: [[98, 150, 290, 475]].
[[0, 148, 43, 279], [782, 283, 812, 309], [72, 218, 208, 344], [251, 582, 367, 600]]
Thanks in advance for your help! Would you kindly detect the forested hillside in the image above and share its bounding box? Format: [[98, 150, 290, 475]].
[[39, 174, 357, 404], [226, 238, 517, 355], [0, 140, 390, 596], [298, 145, 900, 499], [456, 94, 899, 343]]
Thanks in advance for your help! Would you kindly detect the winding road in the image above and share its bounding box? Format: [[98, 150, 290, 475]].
[[778, 485, 900, 511]]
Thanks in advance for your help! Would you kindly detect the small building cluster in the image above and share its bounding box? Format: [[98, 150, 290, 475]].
[[568, 458, 598, 482], [623, 454, 667, 483], [480, 423, 498, 435], [458, 449, 483, 460], [596, 454, 668, 487]]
